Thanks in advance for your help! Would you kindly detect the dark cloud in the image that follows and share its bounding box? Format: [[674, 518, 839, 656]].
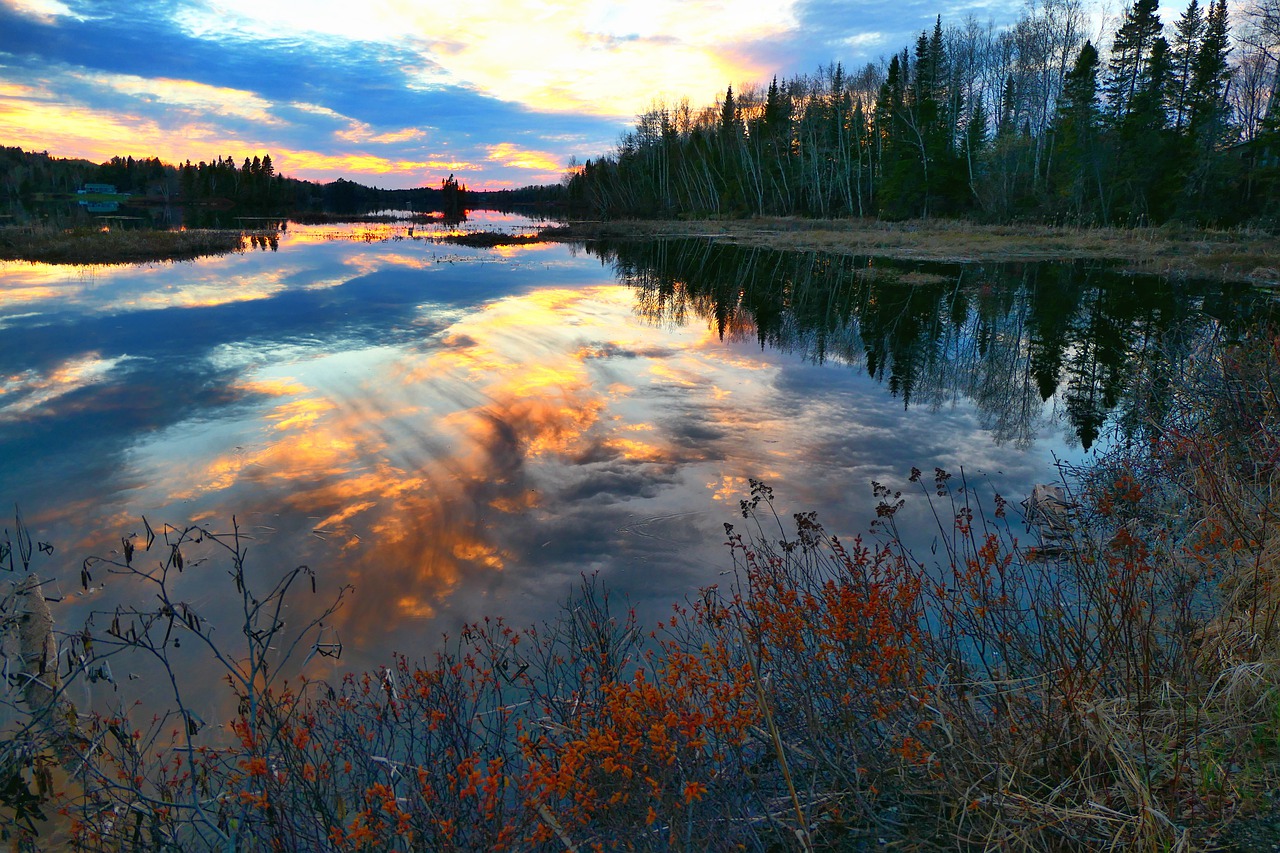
[[553, 461, 681, 504]]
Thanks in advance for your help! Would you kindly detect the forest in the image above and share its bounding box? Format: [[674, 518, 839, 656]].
[[567, 0, 1280, 225], [0, 147, 555, 214], [0, 148, 303, 208]]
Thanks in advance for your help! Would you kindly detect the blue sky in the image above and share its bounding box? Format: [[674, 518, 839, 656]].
[[0, 0, 1024, 189]]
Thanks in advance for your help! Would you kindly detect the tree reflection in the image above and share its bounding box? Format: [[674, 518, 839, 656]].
[[591, 238, 1271, 449]]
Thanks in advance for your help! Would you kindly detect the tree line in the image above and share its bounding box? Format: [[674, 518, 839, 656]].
[[0, 147, 493, 214], [0, 147, 306, 209], [567, 0, 1280, 225], [177, 154, 289, 206]]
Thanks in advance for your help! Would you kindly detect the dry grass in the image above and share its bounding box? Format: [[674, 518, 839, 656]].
[[0, 224, 253, 265], [545, 218, 1280, 284]]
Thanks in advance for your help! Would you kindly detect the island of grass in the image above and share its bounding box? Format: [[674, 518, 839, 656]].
[[437, 230, 545, 248], [0, 224, 251, 265]]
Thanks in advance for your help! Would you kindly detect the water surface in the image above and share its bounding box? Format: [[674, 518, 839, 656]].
[[1, 216, 1262, 705]]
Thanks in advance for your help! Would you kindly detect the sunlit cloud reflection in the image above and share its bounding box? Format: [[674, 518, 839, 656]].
[[0, 239, 1074, 686]]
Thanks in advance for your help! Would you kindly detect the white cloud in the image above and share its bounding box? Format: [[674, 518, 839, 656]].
[[72, 72, 283, 125], [170, 0, 802, 117], [844, 31, 885, 49]]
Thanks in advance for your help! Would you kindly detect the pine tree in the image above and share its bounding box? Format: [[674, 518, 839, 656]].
[[719, 86, 738, 136], [1117, 36, 1176, 219], [1051, 41, 1107, 221], [1106, 0, 1165, 120], [1170, 0, 1205, 131], [1186, 0, 1231, 141]]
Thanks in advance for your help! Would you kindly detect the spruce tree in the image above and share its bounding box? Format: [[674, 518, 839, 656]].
[[1181, 0, 1234, 211], [1170, 0, 1205, 131], [1051, 41, 1106, 221], [719, 86, 738, 136], [1187, 0, 1231, 140], [1117, 36, 1176, 219], [1106, 0, 1164, 120]]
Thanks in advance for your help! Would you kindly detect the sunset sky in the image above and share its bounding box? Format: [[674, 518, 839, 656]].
[[0, 0, 1027, 190]]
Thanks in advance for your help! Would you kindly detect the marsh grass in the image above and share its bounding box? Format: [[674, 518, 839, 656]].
[[0, 224, 254, 265], [5, 334, 1280, 850]]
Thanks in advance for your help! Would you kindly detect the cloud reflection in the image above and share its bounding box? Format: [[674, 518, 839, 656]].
[[0, 239, 1080, 685], [0, 353, 128, 418]]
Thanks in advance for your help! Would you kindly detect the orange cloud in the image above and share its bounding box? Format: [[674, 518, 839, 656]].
[[0, 76, 472, 185], [0, 81, 48, 98], [0, 98, 171, 163], [273, 149, 477, 176], [485, 143, 562, 172]]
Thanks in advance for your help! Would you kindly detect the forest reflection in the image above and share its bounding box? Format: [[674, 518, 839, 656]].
[[590, 238, 1274, 449]]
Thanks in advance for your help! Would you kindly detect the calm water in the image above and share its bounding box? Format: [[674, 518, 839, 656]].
[[1, 214, 1266, 708]]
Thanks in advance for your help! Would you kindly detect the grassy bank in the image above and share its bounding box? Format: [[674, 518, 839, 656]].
[[545, 217, 1280, 285], [0, 224, 251, 265]]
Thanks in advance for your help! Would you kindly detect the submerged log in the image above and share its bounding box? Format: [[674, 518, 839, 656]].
[[1022, 483, 1075, 540], [2, 575, 83, 767]]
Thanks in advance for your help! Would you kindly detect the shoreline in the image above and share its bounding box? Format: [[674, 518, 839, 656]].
[[544, 217, 1280, 285], [2, 218, 1276, 284]]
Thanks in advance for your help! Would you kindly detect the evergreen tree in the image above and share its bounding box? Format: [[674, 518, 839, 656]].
[[1181, 0, 1235, 211], [1116, 36, 1177, 219], [1186, 0, 1231, 140], [962, 99, 989, 198], [1106, 0, 1165, 120], [997, 76, 1018, 139], [1170, 0, 1205, 131], [719, 85, 738, 136], [1050, 41, 1107, 221]]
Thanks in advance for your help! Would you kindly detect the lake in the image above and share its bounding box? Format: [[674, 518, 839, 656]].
[[0, 212, 1267, 711]]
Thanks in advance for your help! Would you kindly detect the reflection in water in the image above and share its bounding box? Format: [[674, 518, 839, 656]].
[[590, 238, 1272, 450], [1, 228, 1269, 713]]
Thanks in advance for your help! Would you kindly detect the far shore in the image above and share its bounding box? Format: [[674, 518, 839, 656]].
[[543, 217, 1280, 285]]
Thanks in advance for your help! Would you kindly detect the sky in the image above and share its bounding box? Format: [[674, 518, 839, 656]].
[[0, 0, 1025, 190]]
